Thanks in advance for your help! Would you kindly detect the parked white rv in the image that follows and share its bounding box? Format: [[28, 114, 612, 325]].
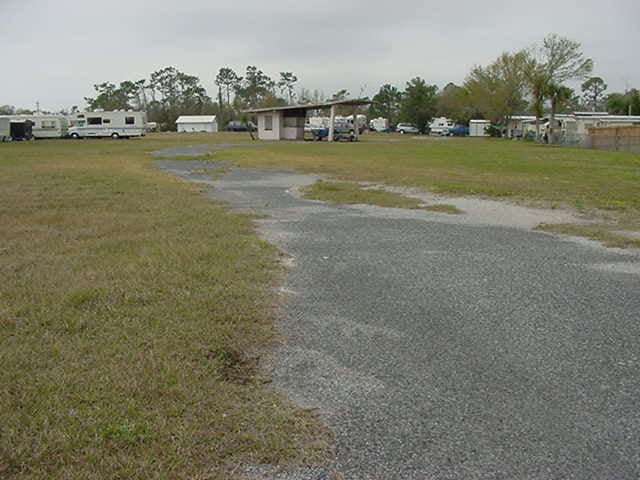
[[344, 114, 367, 131], [68, 111, 147, 138], [369, 117, 389, 132], [0, 118, 10, 141], [307, 116, 331, 128], [429, 117, 455, 135]]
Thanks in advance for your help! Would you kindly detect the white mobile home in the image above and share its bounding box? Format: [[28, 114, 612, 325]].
[[0, 118, 9, 141], [176, 115, 218, 133], [68, 111, 146, 138]]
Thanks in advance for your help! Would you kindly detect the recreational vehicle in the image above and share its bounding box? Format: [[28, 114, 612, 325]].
[[0, 118, 9, 141], [429, 117, 455, 135], [0, 114, 69, 139], [68, 111, 147, 138], [369, 117, 389, 132]]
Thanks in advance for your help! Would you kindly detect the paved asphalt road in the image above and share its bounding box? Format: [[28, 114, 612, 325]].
[[156, 159, 640, 480]]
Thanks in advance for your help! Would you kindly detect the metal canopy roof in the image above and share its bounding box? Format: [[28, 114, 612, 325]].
[[176, 115, 217, 123], [245, 98, 371, 114]]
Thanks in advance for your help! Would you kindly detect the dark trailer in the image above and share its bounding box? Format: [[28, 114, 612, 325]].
[[10, 120, 34, 140]]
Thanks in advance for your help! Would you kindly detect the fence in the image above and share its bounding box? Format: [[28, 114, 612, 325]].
[[587, 125, 640, 153]]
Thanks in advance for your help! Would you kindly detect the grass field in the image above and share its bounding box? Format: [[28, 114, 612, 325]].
[[0, 133, 331, 479], [221, 135, 640, 247], [1, 131, 638, 478]]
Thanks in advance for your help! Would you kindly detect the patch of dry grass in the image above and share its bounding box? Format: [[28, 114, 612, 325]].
[[0, 133, 332, 479]]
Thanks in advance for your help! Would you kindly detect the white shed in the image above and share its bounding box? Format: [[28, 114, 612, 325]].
[[469, 119, 491, 137], [176, 115, 218, 133]]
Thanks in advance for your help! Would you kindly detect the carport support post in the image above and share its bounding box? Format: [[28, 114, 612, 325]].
[[352, 106, 359, 141], [328, 105, 335, 142]]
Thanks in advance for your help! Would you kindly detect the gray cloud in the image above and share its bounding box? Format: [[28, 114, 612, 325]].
[[1, 0, 638, 111]]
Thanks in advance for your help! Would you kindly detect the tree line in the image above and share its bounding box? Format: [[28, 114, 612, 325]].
[[2, 33, 638, 135], [370, 34, 639, 140]]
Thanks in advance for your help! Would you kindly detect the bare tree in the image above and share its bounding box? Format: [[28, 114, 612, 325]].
[[278, 72, 298, 104]]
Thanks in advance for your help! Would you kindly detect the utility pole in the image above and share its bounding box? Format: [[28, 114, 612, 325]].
[[36, 101, 40, 114]]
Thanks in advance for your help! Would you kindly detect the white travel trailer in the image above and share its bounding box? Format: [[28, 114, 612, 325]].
[[429, 117, 455, 135], [369, 117, 389, 132], [68, 111, 147, 138], [1, 114, 70, 138], [0, 118, 10, 141], [343, 114, 367, 130]]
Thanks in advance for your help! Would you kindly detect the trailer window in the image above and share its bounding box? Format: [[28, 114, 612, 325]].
[[103, 118, 111, 124], [264, 115, 273, 131], [125, 116, 135, 125], [41, 120, 56, 129], [87, 117, 102, 125]]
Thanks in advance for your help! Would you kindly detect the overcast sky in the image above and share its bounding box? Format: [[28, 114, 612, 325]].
[[2, 0, 639, 112]]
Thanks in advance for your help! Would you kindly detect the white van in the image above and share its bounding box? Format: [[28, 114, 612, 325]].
[[68, 111, 146, 138]]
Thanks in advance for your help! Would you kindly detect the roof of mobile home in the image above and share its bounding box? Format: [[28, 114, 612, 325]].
[[176, 115, 217, 124]]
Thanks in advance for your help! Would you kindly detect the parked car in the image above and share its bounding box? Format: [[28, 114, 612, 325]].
[[304, 122, 356, 141], [446, 125, 470, 136], [226, 120, 256, 131], [395, 123, 419, 134]]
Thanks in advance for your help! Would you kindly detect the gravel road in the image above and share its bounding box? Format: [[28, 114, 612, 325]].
[[155, 158, 640, 480]]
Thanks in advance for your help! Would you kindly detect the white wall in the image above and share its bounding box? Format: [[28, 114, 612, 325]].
[[469, 121, 490, 137], [177, 122, 217, 133], [282, 126, 304, 140], [257, 112, 282, 140]]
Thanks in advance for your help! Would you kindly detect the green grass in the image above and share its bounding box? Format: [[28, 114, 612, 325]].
[[0, 133, 331, 479], [301, 181, 425, 209], [537, 223, 640, 249], [301, 181, 465, 214], [422, 204, 464, 214], [219, 135, 640, 246]]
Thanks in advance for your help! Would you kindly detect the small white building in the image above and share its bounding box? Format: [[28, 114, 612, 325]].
[[246, 99, 371, 142], [176, 115, 218, 133], [469, 119, 491, 137]]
